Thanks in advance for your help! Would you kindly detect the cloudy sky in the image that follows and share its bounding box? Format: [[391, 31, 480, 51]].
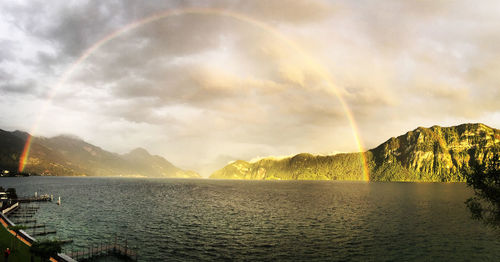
[[0, 0, 499, 176]]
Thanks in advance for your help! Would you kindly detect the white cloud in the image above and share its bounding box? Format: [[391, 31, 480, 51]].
[[0, 0, 499, 176]]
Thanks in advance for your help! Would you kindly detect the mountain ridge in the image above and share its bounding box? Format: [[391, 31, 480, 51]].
[[0, 129, 200, 178], [210, 123, 499, 181]]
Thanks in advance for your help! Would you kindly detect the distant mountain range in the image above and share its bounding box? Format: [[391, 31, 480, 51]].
[[0, 129, 200, 178], [210, 123, 499, 182], [1, 123, 498, 181]]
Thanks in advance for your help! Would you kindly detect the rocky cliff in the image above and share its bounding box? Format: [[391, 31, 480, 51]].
[[210, 123, 499, 182]]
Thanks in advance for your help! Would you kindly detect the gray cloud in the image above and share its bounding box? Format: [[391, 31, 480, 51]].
[[0, 41, 16, 62], [0, 81, 36, 95], [0, 0, 499, 176], [228, 0, 335, 24], [0, 69, 13, 82]]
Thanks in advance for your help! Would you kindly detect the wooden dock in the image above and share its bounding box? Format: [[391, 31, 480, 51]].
[[11, 204, 39, 223], [18, 195, 52, 203], [24, 224, 46, 229], [12, 211, 36, 215], [59, 239, 74, 245], [8, 214, 34, 218], [12, 219, 36, 223], [20, 206, 39, 210], [32, 229, 57, 236], [67, 242, 137, 261]]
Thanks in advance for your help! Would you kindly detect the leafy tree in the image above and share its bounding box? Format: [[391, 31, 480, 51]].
[[29, 240, 62, 262], [465, 158, 500, 228]]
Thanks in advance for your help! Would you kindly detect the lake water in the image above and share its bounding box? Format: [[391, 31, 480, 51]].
[[1, 177, 499, 261]]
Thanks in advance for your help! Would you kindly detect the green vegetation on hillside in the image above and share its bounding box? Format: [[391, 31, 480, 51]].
[[211, 123, 500, 182], [211, 153, 370, 181], [0, 130, 200, 178]]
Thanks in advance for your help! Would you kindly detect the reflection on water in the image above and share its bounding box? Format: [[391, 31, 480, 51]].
[[1, 177, 499, 261]]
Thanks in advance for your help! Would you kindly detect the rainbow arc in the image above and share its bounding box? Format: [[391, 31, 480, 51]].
[[18, 8, 370, 181]]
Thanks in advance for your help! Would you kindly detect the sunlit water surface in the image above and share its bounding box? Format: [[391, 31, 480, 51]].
[[1, 177, 499, 261]]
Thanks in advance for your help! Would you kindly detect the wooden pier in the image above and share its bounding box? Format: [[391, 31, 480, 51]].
[[67, 242, 138, 261], [8, 214, 34, 218], [24, 224, 46, 229], [20, 206, 39, 209], [12, 211, 36, 215], [32, 229, 57, 236], [3, 195, 137, 262], [18, 195, 52, 203], [10, 204, 39, 223], [12, 219, 36, 223]]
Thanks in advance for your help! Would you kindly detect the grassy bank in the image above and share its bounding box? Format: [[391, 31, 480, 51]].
[[0, 224, 44, 262]]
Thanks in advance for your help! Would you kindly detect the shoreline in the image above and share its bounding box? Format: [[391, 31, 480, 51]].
[[1, 175, 468, 183]]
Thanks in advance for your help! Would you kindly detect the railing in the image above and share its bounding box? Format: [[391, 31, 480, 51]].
[[67, 241, 138, 261], [1, 199, 136, 262], [0, 203, 76, 262], [1, 202, 19, 214]]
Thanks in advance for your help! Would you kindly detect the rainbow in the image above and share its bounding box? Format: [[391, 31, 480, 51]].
[[18, 7, 370, 181], [18, 134, 32, 173]]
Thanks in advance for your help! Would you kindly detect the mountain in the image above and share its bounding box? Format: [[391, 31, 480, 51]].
[[210, 123, 500, 182], [0, 130, 200, 178], [121, 148, 200, 178]]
